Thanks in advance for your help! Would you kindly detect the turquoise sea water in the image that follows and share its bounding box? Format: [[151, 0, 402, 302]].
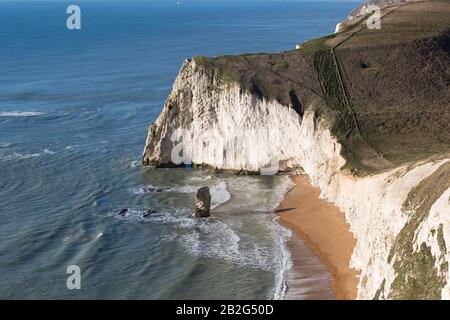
[[0, 1, 355, 299]]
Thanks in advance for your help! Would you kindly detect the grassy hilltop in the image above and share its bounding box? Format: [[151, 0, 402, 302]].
[[194, 0, 450, 175]]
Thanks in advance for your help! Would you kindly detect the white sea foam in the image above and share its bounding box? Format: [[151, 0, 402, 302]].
[[268, 176, 295, 210], [176, 220, 248, 267], [187, 175, 212, 182], [129, 185, 171, 194], [171, 185, 199, 193], [175, 216, 293, 275], [0, 148, 56, 162], [43, 149, 56, 155], [65, 145, 81, 150], [109, 205, 275, 270], [130, 160, 140, 168], [130, 181, 231, 209], [121, 175, 293, 299], [270, 217, 293, 300], [267, 176, 295, 300], [0, 152, 41, 162], [109, 207, 193, 225], [210, 181, 231, 209], [0, 111, 44, 117]]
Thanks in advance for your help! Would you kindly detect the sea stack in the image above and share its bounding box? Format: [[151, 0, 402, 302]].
[[195, 186, 211, 218]]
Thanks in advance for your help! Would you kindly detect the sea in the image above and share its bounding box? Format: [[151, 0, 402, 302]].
[[0, 0, 355, 299]]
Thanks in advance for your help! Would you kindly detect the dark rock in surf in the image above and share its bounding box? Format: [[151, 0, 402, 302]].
[[195, 186, 211, 218], [143, 186, 164, 193], [143, 209, 157, 217], [117, 208, 128, 216]]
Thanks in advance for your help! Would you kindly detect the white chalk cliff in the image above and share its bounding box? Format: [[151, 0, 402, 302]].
[[143, 59, 450, 299]]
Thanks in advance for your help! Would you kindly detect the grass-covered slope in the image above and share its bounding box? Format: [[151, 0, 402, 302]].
[[336, 0, 450, 169], [193, 0, 450, 175], [386, 160, 450, 299]]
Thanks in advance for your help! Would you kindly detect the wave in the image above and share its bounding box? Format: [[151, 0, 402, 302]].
[[130, 160, 140, 168], [174, 216, 288, 273], [268, 176, 295, 210], [270, 217, 293, 300], [130, 183, 199, 195], [122, 176, 293, 299], [266, 176, 295, 300], [0, 152, 41, 162], [130, 181, 231, 209], [0, 142, 11, 148], [210, 181, 231, 209], [109, 207, 193, 225], [0, 111, 44, 117], [186, 175, 212, 182], [109, 206, 279, 272], [0, 148, 56, 162], [65, 145, 83, 150], [43, 149, 56, 155]]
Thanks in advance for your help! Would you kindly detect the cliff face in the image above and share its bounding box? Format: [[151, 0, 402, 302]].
[[143, 0, 450, 299], [142, 59, 312, 173]]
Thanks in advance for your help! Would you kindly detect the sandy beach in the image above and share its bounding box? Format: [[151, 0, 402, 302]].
[[277, 175, 359, 300]]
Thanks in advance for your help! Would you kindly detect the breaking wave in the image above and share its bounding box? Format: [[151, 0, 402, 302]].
[[210, 181, 231, 209], [109, 206, 284, 273], [118, 175, 294, 299], [130, 181, 231, 209], [0, 149, 56, 162], [0, 111, 45, 117], [0, 152, 41, 162]]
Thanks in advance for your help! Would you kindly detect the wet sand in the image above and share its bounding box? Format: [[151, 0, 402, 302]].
[[277, 175, 359, 300], [282, 230, 335, 300]]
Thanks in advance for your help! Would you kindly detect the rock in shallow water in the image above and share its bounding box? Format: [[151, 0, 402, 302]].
[[117, 208, 128, 216], [143, 209, 157, 217], [195, 186, 211, 218]]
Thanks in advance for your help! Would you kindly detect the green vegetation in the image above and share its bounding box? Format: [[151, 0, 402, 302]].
[[149, 123, 157, 137], [336, 1, 450, 169], [194, 56, 242, 85], [313, 50, 356, 139], [297, 34, 334, 53], [373, 279, 386, 300], [437, 224, 447, 256], [189, 1, 450, 176], [437, 224, 448, 275], [386, 162, 450, 299], [313, 49, 370, 172], [389, 243, 445, 300], [274, 61, 289, 73]]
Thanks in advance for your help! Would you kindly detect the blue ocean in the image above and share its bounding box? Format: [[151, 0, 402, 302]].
[[0, 0, 355, 299]]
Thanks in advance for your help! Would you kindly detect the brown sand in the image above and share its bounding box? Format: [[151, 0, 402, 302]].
[[277, 175, 360, 300]]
